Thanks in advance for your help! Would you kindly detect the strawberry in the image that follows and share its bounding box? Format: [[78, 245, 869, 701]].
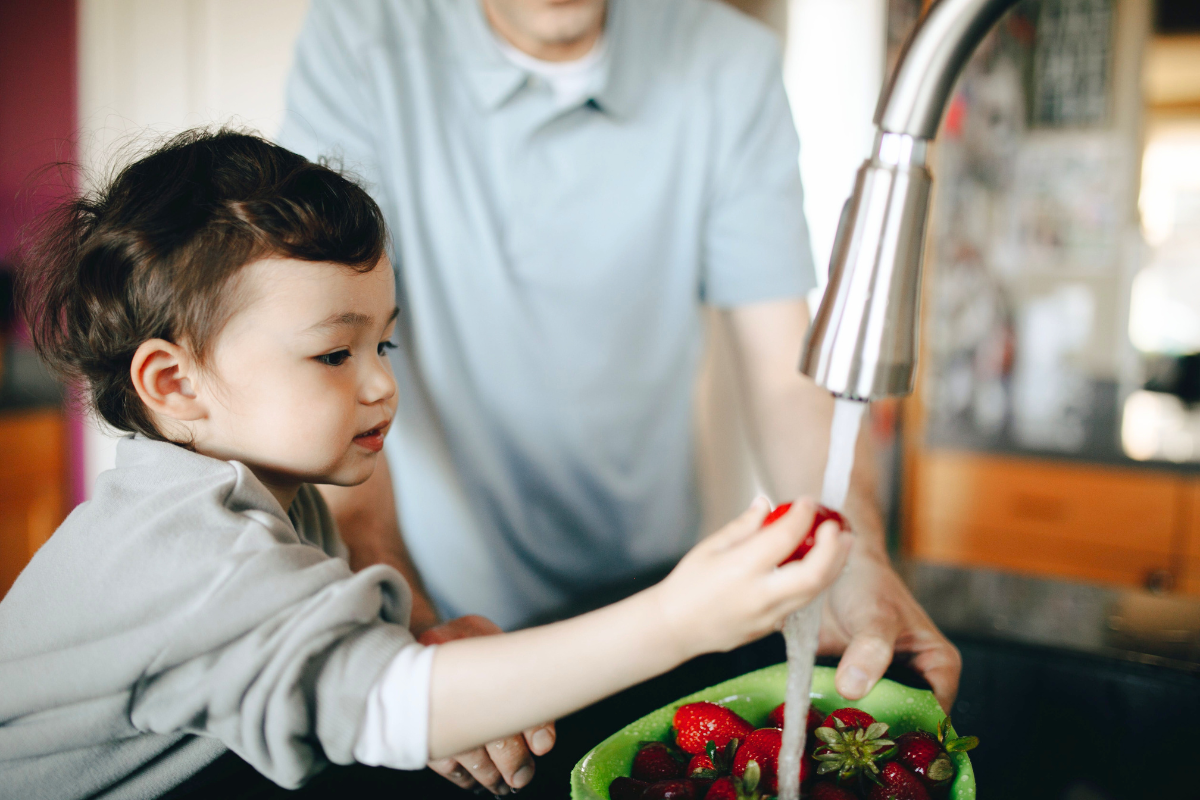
[[809, 782, 859, 800], [812, 717, 894, 781], [821, 707, 876, 731], [762, 502, 848, 564], [632, 742, 686, 782], [767, 703, 786, 730], [732, 728, 782, 795], [642, 778, 701, 800], [894, 731, 953, 785], [867, 762, 932, 800], [673, 702, 754, 755], [765, 703, 823, 739], [687, 752, 716, 778], [609, 776, 649, 800], [895, 717, 978, 788], [702, 776, 739, 800]]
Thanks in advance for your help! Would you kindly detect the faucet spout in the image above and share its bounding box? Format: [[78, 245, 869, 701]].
[[799, 0, 1023, 400]]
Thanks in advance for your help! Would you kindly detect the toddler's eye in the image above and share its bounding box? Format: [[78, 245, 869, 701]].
[[378, 341, 397, 356], [316, 349, 351, 367]]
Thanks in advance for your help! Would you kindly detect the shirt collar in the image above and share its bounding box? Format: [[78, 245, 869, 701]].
[[455, 0, 529, 111], [587, 0, 639, 118], [455, 0, 640, 118]]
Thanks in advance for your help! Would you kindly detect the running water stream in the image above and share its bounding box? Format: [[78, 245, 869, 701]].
[[775, 396, 867, 800]]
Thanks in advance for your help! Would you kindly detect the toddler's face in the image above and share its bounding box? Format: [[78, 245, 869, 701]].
[[191, 257, 399, 494]]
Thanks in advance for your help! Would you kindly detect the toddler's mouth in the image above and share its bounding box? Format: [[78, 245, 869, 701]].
[[353, 421, 390, 453]]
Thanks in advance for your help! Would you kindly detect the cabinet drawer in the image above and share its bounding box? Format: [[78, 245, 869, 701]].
[[909, 450, 1182, 588], [0, 409, 67, 597], [1184, 483, 1200, 596]]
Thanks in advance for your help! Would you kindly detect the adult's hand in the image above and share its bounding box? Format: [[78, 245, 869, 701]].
[[722, 299, 961, 713], [419, 615, 557, 795], [820, 543, 962, 714]]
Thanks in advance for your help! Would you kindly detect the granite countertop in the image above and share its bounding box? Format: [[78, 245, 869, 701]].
[[901, 559, 1200, 671], [925, 378, 1200, 474]]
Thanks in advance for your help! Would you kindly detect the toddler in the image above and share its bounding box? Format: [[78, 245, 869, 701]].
[[0, 130, 850, 799]]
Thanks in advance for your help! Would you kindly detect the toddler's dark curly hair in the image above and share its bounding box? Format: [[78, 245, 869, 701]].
[[17, 128, 388, 439]]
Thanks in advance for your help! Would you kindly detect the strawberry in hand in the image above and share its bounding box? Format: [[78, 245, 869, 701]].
[[761, 502, 848, 564]]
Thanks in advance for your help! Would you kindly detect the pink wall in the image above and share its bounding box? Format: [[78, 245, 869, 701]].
[[0, 0, 78, 261], [0, 0, 84, 507]]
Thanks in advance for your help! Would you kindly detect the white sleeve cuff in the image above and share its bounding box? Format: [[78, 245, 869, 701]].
[[353, 642, 436, 770]]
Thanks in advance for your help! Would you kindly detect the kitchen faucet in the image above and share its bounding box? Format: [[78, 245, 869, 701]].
[[800, 0, 1023, 400]]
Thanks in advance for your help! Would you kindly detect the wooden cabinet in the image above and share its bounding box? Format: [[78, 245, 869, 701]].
[[907, 449, 1188, 590], [0, 409, 68, 598], [1185, 483, 1200, 595]]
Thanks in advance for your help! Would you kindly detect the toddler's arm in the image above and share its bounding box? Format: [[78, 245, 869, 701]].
[[426, 497, 850, 759]]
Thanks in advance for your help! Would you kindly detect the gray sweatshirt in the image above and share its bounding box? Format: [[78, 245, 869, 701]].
[[0, 436, 418, 800]]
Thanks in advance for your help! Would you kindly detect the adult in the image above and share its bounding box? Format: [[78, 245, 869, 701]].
[[280, 0, 961, 793]]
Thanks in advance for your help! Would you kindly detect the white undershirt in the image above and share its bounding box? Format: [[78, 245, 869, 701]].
[[493, 33, 609, 108], [353, 642, 437, 769]]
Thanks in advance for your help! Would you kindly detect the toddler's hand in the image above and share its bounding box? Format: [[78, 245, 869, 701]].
[[650, 496, 852, 661]]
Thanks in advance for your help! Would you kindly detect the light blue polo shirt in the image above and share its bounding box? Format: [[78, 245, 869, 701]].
[[280, 0, 816, 629]]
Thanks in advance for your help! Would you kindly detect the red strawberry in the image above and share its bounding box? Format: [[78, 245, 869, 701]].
[[609, 776, 649, 800], [767, 702, 786, 730], [732, 728, 782, 795], [895, 716, 978, 788], [821, 707, 876, 731], [632, 742, 686, 782], [894, 731, 954, 786], [642, 779, 700, 800], [702, 776, 739, 800], [867, 762, 932, 800], [765, 703, 823, 739], [810, 782, 859, 800], [807, 707, 824, 739], [761, 502, 848, 564], [687, 752, 716, 778], [673, 702, 754, 755], [811, 716, 893, 781]]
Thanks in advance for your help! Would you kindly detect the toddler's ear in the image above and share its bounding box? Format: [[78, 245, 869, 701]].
[[130, 339, 206, 423]]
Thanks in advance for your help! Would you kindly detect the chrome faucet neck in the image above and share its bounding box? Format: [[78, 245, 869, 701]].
[[800, 0, 1025, 400], [873, 131, 929, 168]]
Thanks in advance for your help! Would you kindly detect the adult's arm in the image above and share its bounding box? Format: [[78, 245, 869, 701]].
[[723, 298, 962, 713]]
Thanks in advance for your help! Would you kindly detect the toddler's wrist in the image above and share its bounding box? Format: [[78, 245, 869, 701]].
[[638, 581, 700, 667]]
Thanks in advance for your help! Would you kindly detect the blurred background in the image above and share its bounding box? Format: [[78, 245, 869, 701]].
[[2, 0, 1199, 796]]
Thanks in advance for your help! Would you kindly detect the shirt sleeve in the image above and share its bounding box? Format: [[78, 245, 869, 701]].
[[353, 643, 437, 769], [128, 555, 419, 790], [701, 34, 818, 308]]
